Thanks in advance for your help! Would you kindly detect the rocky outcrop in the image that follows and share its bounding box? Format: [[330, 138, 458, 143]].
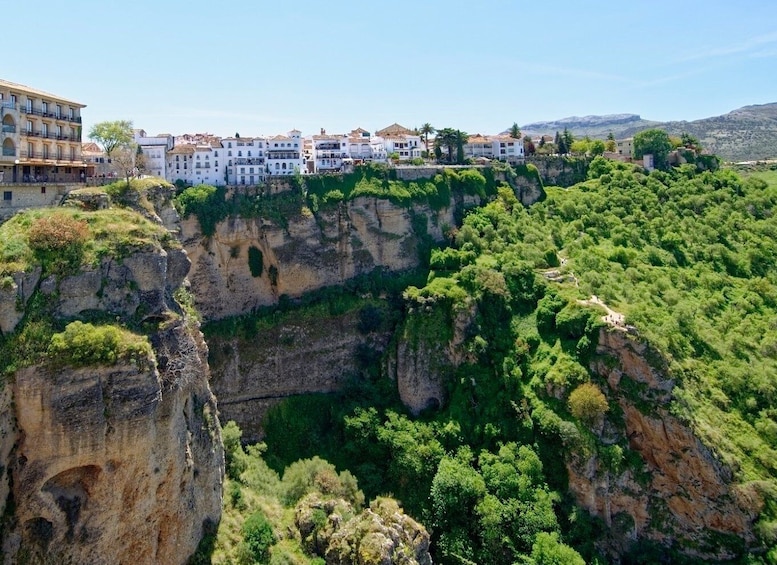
[[0, 224, 224, 564], [567, 329, 759, 560], [295, 495, 432, 565], [182, 197, 456, 321], [0, 266, 41, 335], [208, 307, 392, 442]]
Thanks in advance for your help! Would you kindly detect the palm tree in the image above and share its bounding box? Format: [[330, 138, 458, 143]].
[[420, 123, 435, 156], [435, 128, 458, 163]]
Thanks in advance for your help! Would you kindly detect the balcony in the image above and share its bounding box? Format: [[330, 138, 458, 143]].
[[2, 148, 16, 157], [316, 143, 341, 151], [267, 151, 299, 160], [0, 101, 16, 110], [20, 150, 84, 163], [316, 152, 346, 160], [20, 107, 81, 123], [235, 158, 265, 165], [20, 130, 81, 142], [2, 125, 16, 134]]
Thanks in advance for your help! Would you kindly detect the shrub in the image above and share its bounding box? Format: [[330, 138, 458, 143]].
[[48, 321, 151, 367], [27, 214, 89, 271], [242, 510, 276, 564], [568, 382, 609, 425]]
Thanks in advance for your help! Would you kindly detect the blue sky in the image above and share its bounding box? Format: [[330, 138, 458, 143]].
[[5, 0, 776, 138]]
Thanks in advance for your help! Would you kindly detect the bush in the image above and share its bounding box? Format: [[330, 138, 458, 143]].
[[48, 321, 151, 367], [242, 510, 276, 564], [27, 214, 89, 272], [568, 383, 609, 425]]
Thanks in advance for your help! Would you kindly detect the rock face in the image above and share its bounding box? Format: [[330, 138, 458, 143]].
[[295, 495, 432, 565], [208, 307, 392, 442], [567, 329, 759, 560], [182, 197, 458, 321], [0, 237, 224, 564]]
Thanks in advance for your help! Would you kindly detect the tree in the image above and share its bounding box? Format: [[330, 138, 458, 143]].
[[590, 139, 606, 156], [524, 136, 536, 156], [680, 132, 701, 150], [88, 120, 134, 156], [568, 382, 608, 426], [562, 128, 574, 154], [509, 122, 521, 139], [633, 128, 673, 170], [241, 510, 275, 564], [435, 128, 460, 163], [111, 143, 140, 189], [420, 123, 435, 157], [455, 129, 467, 164]]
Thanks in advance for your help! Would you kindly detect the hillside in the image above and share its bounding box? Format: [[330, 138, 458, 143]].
[[522, 103, 777, 162]]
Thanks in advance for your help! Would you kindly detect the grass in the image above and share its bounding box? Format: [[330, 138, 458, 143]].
[[0, 206, 177, 276]]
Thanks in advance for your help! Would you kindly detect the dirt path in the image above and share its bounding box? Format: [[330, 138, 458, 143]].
[[578, 295, 626, 328]]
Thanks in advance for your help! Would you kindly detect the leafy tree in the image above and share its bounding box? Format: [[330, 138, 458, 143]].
[[530, 532, 585, 565], [88, 119, 134, 155], [681, 132, 701, 150], [420, 123, 435, 156], [509, 122, 521, 139], [605, 132, 617, 152], [435, 128, 467, 164], [241, 510, 276, 563], [633, 128, 673, 169], [568, 383, 609, 425], [590, 139, 606, 156]]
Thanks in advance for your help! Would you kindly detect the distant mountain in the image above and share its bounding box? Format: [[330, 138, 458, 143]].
[[520, 103, 777, 162]]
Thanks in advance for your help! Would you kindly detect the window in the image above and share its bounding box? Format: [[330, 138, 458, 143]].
[[26, 120, 32, 133], [26, 99, 32, 112], [42, 102, 48, 114], [57, 146, 63, 159], [27, 142, 33, 156], [56, 104, 62, 118], [42, 124, 48, 137], [248, 150, 252, 156], [238, 151, 242, 156], [41, 186, 46, 194], [3, 191, 11, 201], [68, 108, 74, 120], [215, 151, 218, 157], [10, 95, 16, 105]]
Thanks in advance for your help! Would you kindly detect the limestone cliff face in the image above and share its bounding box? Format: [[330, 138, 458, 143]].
[[0, 239, 224, 564], [568, 329, 759, 560], [182, 197, 458, 321], [207, 308, 392, 442]]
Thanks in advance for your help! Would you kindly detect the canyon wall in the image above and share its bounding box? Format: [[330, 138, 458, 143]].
[[0, 216, 224, 565]]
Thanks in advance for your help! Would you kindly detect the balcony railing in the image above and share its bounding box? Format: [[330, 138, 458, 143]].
[[20, 107, 82, 123], [0, 101, 16, 110], [316, 143, 341, 150], [20, 130, 81, 142], [316, 152, 346, 160], [2, 125, 16, 133], [267, 152, 300, 160], [20, 151, 83, 163], [2, 148, 16, 157], [235, 158, 265, 165]]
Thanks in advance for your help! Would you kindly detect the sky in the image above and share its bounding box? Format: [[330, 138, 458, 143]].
[[4, 0, 776, 139]]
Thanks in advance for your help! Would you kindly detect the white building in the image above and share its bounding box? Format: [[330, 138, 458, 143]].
[[134, 129, 173, 179], [375, 124, 422, 161], [345, 127, 373, 162], [191, 141, 223, 185], [166, 145, 195, 185], [464, 134, 524, 163], [266, 130, 303, 176], [311, 130, 347, 173], [223, 136, 266, 185]]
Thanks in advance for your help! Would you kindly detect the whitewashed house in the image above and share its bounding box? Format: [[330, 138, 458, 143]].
[[133, 129, 173, 179], [266, 130, 303, 176], [311, 130, 347, 173], [224, 136, 266, 185], [375, 124, 422, 161]]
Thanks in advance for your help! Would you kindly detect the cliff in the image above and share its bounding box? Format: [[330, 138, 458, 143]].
[[207, 304, 393, 442], [567, 329, 760, 560], [181, 196, 460, 321], [0, 206, 224, 565]]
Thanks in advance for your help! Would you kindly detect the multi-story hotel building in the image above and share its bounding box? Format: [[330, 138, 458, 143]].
[[266, 130, 303, 176], [223, 136, 266, 185], [0, 79, 86, 185]]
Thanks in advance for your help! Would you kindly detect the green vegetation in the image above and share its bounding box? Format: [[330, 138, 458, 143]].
[[196, 420, 422, 565], [254, 162, 777, 562], [0, 207, 176, 277], [48, 321, 152, 368], [173, 163, 529, 237]]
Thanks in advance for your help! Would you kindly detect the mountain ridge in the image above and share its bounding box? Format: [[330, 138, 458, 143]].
[[519, 103, 777, 161]]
